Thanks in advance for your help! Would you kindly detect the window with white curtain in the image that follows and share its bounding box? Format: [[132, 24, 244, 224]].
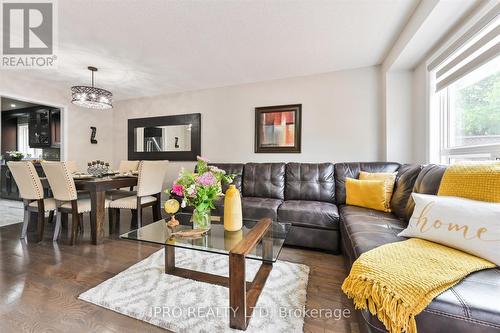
[[429, 6, 500, 164], [17, 123, 42, 159]]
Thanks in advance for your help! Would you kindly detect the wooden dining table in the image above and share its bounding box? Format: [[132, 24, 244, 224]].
[[41, 175, 138, 245]]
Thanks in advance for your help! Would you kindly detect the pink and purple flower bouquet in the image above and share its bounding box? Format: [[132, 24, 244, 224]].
[[168, 156, 234, 215]]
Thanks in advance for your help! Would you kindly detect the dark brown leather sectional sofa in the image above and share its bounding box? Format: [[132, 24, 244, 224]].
[[184, 161, 500, 333]]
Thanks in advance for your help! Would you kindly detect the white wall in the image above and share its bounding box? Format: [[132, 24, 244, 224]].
[[0, 72, 114, 168], [411, 62, 429, 163], [385, 70, 413, 163], [113, 66, 384, 184]]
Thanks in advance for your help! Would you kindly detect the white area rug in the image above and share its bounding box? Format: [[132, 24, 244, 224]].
[[0, 199, 24, 227], [79, 248, 309, 333]]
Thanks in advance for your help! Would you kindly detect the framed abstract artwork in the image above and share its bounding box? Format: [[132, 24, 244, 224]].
[[254, 104, 301, 153]]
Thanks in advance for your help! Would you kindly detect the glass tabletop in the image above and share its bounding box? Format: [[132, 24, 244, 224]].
[[120, 213, 291, 263]]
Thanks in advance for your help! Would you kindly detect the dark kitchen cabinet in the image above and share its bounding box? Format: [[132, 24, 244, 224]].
[[29, 108, 51, 148], [50, 109, 61, 148], [1, 116, 18, 154], [0, 165, 20, 200]]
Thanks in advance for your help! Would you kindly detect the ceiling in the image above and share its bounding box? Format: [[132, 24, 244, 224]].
[[8, 0, 419, 100], [1, 97, 42, 111]]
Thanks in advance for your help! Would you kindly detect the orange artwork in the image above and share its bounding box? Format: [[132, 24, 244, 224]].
[[260, 111, 295, 147]]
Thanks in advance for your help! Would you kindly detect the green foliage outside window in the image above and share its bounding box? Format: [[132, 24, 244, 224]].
[[456, 71, 500, 137]]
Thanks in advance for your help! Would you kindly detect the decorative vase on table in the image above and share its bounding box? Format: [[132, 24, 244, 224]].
[[167, 156, 235, 233], [223, 184, 242, 231]]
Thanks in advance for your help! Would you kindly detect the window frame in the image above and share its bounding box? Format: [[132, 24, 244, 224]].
[[428, 4, 500, 163], [436, 67, 500, 163]]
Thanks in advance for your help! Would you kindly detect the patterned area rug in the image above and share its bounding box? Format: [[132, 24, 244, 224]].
[[0, 199, 24, 227], [79, 248, 309, 333]]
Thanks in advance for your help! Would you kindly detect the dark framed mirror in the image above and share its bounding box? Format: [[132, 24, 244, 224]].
[[128, 113, 201, 161]]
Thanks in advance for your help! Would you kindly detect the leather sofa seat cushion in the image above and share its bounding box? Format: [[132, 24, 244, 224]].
[[241, 197, 283, 221], [278, 200, 339, 230], [243, 163, 285, 200], [335, 162, 400, 205], [340, 203, 500, 333], [340, 205, 406, 257], [390, 164, 424, 220], [285, 163, 335, 202], [212, 196, 225, 216]]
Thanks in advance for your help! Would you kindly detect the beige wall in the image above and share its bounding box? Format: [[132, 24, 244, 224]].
[[0, 72, 114, 169], [113, 66, 384, 185]]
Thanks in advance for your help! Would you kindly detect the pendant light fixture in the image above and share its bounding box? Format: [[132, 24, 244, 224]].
[[71, 66, 113, 109]]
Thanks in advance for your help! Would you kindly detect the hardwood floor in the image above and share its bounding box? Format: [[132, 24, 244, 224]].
[[0, 210, 359, 333]]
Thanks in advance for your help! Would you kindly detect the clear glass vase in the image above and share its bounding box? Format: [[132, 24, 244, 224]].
[[193, 208, 211, 231]]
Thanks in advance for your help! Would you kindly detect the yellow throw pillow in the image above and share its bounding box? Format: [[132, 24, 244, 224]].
[[359, 171, 397, 210], [345, 178, 391, 212]]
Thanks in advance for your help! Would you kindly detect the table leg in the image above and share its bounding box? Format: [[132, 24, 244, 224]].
[[262, 225, 274, 261], [90, 190, 106, 245], [229, 252, 247, 330], [165, 245, 175, 273]]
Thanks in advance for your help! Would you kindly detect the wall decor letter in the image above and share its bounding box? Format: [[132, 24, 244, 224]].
[[90, 126, 98, 144]]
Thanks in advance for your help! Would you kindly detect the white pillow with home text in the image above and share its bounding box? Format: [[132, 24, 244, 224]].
[[398, 193, 500, 265]]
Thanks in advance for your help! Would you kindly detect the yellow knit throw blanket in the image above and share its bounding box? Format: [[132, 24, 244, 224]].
[[342, 162, 500, 333], [438, 161, 500, 202]]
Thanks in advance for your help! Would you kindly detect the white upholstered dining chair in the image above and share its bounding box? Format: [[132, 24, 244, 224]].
[[42, 161, 110, 245], [105, 160, 141, 200], [66, 160, 81, 174], [7, 161, 56, 242], [109, 160, 168, 231], [118, 160, 140, 174]]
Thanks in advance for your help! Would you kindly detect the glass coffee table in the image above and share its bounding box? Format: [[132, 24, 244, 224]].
[[121, 213, 291, 330]]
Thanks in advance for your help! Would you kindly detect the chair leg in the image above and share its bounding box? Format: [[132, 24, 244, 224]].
[[137, 205, 143, 229], [21, 208, 30, 239], [37, 199, 45, 242], [108, 208, 113, 233], [152, 204, 160, 221], [78, 214, 84, 234], [53, 212, 62, 241], [70, 201, 79, 246], [48, 211, 54, 224], [131, 210, 138, 229], [154, 193, 162, 221]]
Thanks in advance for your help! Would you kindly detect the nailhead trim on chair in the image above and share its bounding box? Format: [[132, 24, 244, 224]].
[[26, 162, 44, 200], [61, 162, 78, 200], [136, 161, 144, 197]]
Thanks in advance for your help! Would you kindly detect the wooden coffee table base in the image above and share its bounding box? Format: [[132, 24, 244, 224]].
[[164, 218, 274, 331]]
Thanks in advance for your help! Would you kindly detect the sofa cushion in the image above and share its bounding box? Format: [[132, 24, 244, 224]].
[[285, 163, 335, 202], [243, 163, 285, 199], [334, 162, 400, 205], [340, 202, 500, 333], [207, 163, 244, 193], [241, 197, 282, 221], [278, 200, 339, 230], [405, 164, 447, 219], [340, 205, 406, 258], [390, 164, 424, 220]]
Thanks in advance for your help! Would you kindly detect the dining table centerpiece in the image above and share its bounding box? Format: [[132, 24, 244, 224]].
[[169, 156, 234, 231], [6, 151, 24, 161]]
